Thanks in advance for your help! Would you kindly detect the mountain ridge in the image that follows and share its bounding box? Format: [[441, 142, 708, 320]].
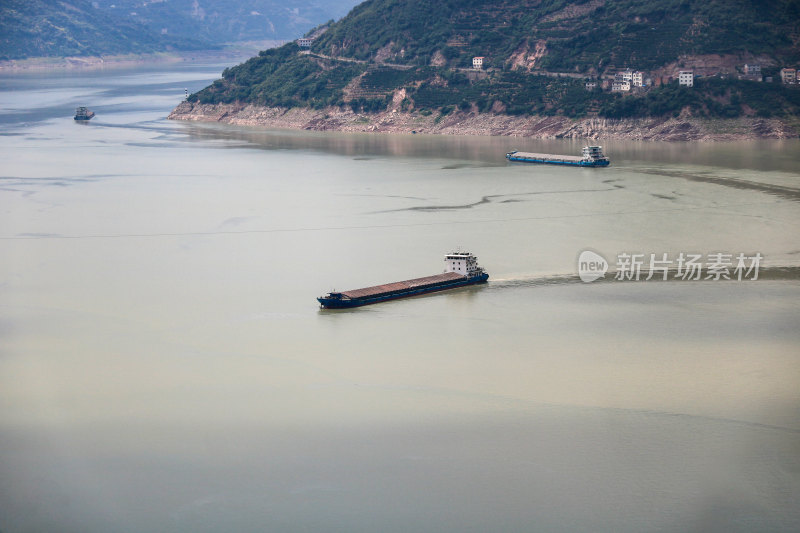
[[188, 1, 800, 117], [309, 0, 800, 71], [176, 0, 800, 135], [0, 0, 360, 60]]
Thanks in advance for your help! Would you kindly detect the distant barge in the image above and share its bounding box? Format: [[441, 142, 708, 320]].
[[74, 107, 95, 121], [317, 252, 489, 309], [506, 145, 610, 167]]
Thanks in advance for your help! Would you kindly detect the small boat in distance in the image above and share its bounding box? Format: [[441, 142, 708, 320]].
[[74, 107, 95, 121], [317, 251, 489, 309], [506, 145, 610, 167]]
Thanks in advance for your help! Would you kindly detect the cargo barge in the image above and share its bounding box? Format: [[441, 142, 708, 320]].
[[506, 145, 610, 167], [317, 252, 489, 309], [74, 107, 95, 121]]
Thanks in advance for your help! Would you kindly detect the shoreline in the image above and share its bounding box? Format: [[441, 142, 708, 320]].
[[0, 53, 190, 72], [168, 101, 800, 142], [0, 42, 281, 72]]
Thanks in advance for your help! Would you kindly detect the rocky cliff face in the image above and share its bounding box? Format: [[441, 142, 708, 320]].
[[169, 101, 799, 141]]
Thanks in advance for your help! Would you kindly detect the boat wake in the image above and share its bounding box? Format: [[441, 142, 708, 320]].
[[488, 273, 582, 289], [488, 265, 800, 289]]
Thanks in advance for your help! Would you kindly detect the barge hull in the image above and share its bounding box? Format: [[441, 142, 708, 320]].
[[506, 147, 610, 167], [506, 154, 609, 167], [318, 273, 488, 309]]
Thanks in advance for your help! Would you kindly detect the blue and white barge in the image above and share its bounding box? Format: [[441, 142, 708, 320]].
[[317, 252, 489, 309], [506, 145, 610, 167]]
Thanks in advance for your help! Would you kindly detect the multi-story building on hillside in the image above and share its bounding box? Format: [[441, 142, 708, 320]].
[[744, 64, 761, 75], [780, 68, 797, 84], [615, 69, 633, 83], [613, 69, 645, 88], [678, 71, 694, 87], [611, 80, 631, 92], [743, 64, 762, 81]]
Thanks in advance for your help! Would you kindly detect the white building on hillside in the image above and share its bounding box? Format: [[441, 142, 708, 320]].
[[615, 69, 633, 83], [780, 68, 796, 84], [472, 56, 484, 69], [678, 71, 694, 87], [744, 64, 761, 76], [611, 80, 631, 92]]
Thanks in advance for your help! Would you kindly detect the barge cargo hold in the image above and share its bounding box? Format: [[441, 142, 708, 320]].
[[317, 252, 489, 309], [506, 145, 610, 167]]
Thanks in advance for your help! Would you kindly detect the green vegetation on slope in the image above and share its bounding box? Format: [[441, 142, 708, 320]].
[[195, 44, 368, 108], [188, 0, 800, 121], [599, 78, 800, 118], [193, 50, 800, 120], [312, 0, 800, 71]]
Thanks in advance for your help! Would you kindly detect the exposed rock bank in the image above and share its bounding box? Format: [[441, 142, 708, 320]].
[[168, 102, 798, 141]]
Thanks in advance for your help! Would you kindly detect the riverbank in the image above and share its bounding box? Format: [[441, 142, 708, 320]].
[[0, 42, 281, 72], [0, 53, 185, 72], [168, 101, 799, 141]]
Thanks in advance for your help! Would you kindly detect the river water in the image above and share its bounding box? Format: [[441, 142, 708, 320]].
[[1, 62, 799, 532]]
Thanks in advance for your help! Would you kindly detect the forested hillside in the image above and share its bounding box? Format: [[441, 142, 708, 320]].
[[312, 0, 800, 71], [0, 0, 204, 59], [189, 0, 800, 121], [0, 0, 360, 60]]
